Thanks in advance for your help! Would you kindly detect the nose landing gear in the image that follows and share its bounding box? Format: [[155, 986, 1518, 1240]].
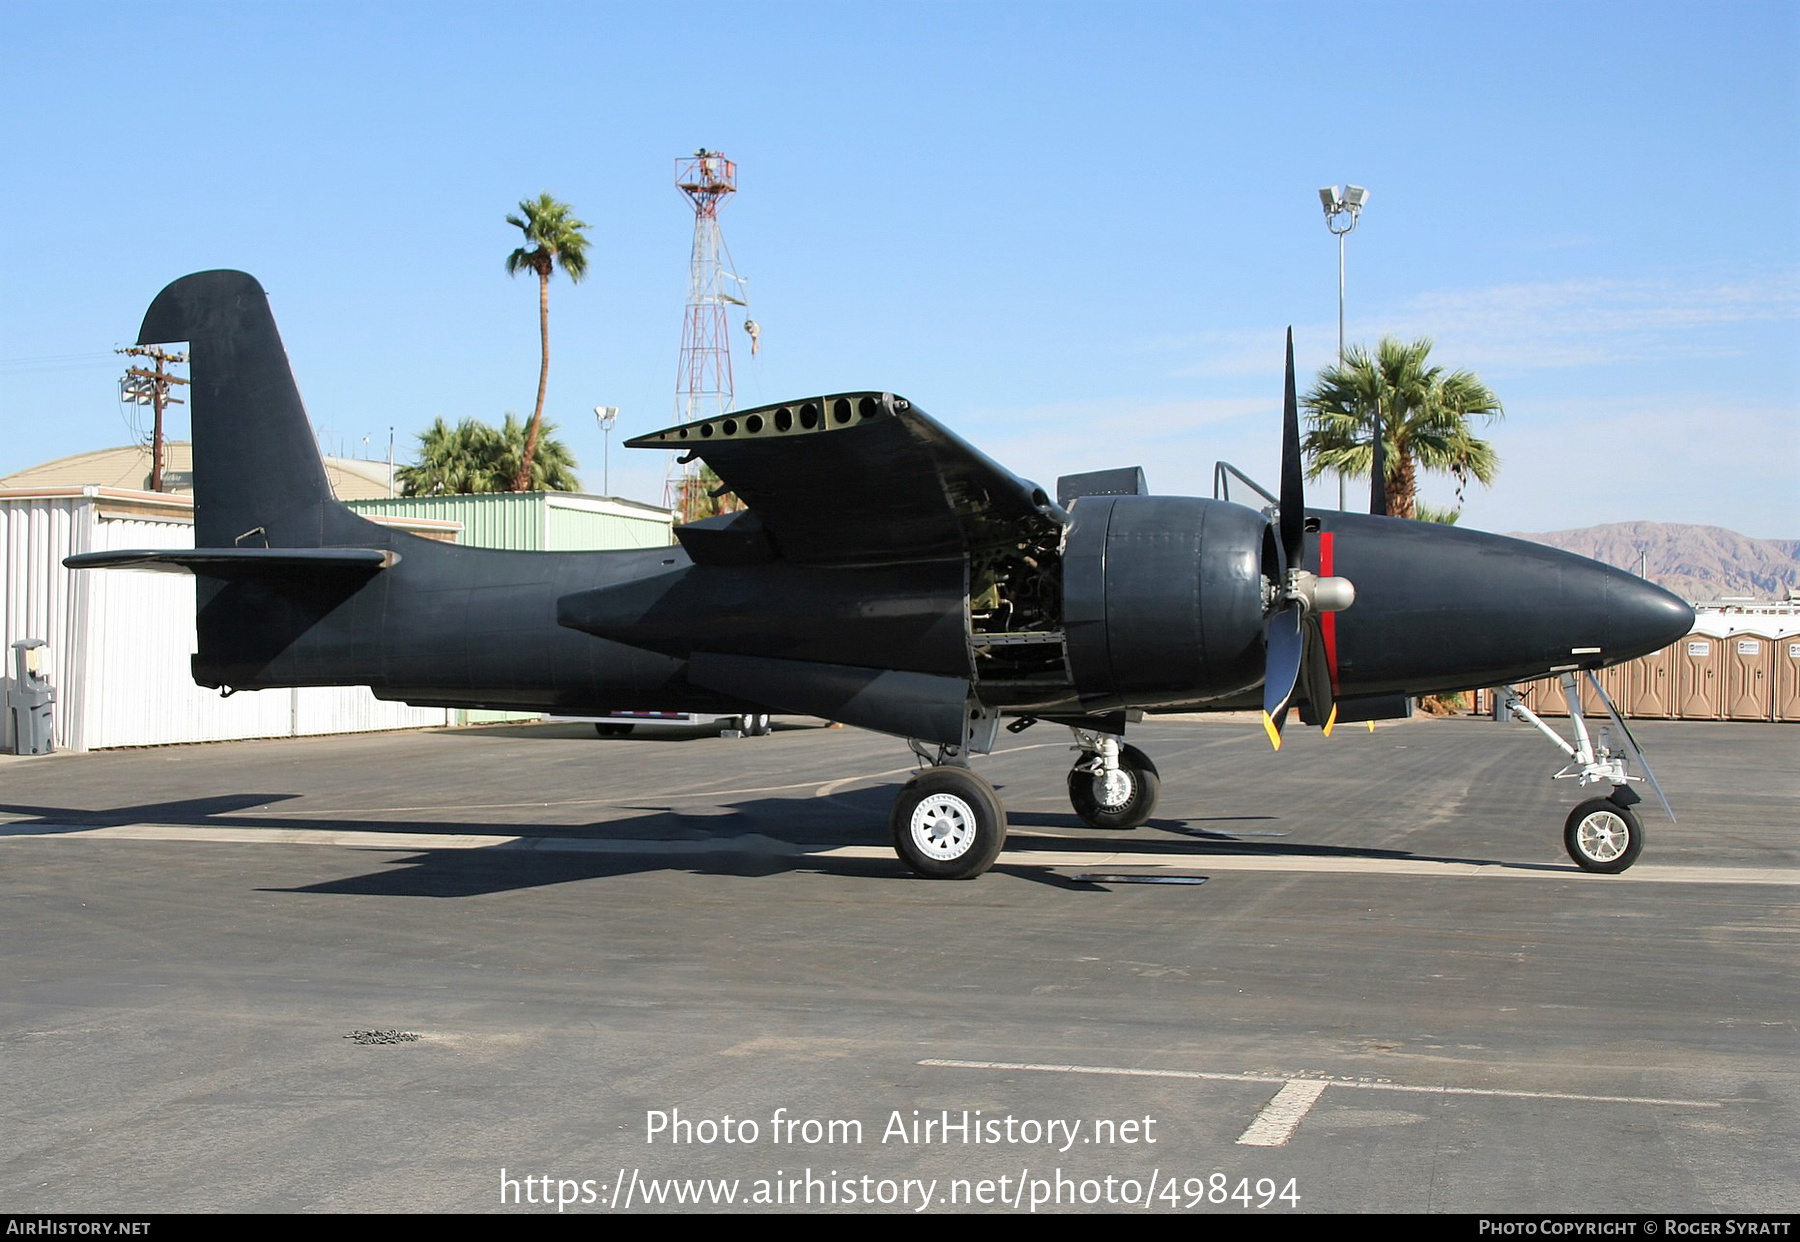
[[1501, 670, 1672, 874]]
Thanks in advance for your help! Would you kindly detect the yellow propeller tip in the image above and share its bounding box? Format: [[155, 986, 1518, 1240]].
[[1261, 712, 1283, 751], [1322, 703, 1338, 737]]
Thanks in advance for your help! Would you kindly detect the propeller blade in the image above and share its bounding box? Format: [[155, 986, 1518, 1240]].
[[1261, 602, 1303, 750], [1300, 616, 1336, 736], [1279, 328, 1305, 568], [1369, 396, 1388, 517]]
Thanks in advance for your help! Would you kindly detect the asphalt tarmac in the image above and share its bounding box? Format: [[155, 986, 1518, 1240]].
[[1, 713, 1794, 1214]]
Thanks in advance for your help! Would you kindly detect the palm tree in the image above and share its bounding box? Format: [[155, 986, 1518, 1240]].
[[398, 415, 578, 496], [505, 193, 591, 491], [398, 417, 503, 496], [1301, 336, 1503, 520], [494, 413, 580, 492]]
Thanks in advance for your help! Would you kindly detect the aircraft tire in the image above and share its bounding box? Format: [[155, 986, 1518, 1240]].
[[1068, 744, 1160, 829], [891, 767, 1007, 880], [593, 723, 634, 738], [1563, 798, 1644, 873]]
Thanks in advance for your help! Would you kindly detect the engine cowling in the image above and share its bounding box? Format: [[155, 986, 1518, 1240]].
[[1062, 495, 1268, 710]]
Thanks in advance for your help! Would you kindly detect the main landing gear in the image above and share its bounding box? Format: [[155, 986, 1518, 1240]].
[[892, 709, 1007, 880], [891, 766, 1008, 880], [890, 711, 1162, 879], [1500, 670, 1672, 874]]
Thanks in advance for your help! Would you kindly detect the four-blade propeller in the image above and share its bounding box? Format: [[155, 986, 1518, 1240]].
[[1259, 329, 1358, 749]]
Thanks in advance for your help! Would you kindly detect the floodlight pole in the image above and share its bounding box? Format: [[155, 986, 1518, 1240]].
[[1319, 185, 1367, 510], [595, 405, 618, 495]]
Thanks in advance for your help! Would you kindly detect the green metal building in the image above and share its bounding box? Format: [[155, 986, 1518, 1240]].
[[345, 491, 673, 552]]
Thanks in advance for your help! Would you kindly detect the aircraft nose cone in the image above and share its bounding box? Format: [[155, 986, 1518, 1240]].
[[1607, 572, 1694, 662]]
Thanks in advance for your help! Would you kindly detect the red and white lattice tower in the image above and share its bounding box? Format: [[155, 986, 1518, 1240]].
[[666, 149, 748, 513]]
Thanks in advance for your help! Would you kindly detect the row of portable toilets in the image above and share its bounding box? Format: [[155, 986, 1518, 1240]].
[[1497, 615, 1800, 722]]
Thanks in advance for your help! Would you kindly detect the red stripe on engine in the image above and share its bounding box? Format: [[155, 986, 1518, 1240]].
[[1319, 531, 1341, 696]]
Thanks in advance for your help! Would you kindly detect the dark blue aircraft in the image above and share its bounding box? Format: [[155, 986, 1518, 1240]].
[[69, 272, 1693, 879]]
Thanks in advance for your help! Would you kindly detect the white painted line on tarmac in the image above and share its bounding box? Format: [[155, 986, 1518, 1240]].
[[1236, 1079, 1329, 1147], [976, 844, 1799, 885], [922, 1058, 1721, 1147], [0, 822, 804, 855], [2, 821, 1796, 885], [919, 1059, 1721, 1109]]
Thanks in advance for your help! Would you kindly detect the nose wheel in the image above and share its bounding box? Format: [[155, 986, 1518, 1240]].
[[1564, 798, 1644, 874]]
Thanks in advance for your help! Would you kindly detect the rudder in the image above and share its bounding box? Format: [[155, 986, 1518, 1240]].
[[138, 270, 334, 549]]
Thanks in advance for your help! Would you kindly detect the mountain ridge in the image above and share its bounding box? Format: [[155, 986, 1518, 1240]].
[[1504, 521, 1799, 603]]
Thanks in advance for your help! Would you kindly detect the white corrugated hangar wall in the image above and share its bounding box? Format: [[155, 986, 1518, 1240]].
[[1, 488, 450, 751]]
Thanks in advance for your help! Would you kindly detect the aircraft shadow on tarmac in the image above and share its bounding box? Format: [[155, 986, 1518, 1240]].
[[0, 785, 1568, 897]]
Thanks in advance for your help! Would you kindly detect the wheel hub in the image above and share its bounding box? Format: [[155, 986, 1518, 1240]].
[[910, 793, 977, 861], [1095, 769, 1133, 809], [1575, 811, 1627, 862]]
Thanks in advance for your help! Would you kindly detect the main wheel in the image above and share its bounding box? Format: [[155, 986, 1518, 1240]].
[[1068, 743, 1161, 829], [891, 767, 1007, 880], [593, 722, 634, 738], [1563, 798, 1644, 873], [743, 714, 773, 737]]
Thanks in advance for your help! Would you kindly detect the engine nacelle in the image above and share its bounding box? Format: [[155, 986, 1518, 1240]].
[[1062, 495, 1268, 710]]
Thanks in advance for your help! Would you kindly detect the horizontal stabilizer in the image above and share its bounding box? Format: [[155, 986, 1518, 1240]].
[[65, 547, 398, 578]]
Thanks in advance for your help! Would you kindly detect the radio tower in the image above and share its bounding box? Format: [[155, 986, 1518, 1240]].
[[668, 148, 750, 518]]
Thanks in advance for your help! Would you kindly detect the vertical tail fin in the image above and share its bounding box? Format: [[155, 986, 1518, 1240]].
[[138, 270, 334, 549]]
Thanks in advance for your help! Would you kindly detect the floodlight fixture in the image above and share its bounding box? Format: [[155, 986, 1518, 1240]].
[[595, 405, 620, 493], [1322, 184, 1364, 237]]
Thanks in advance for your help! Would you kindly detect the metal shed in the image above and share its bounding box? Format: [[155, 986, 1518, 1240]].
[[2, 485, 675, 751], [344, 492, 673, 551], [0, 487, 456, 751]]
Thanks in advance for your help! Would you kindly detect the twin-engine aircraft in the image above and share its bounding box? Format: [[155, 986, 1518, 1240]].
[[69, 271, 1694, 879]]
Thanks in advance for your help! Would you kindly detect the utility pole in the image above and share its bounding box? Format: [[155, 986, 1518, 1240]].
[[117, 346, 189, 492]]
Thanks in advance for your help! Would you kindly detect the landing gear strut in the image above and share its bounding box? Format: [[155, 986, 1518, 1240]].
[[1066, 730, 1160, 829], [892, 704, 1007, 880], [1501, 671, 1672, 874]]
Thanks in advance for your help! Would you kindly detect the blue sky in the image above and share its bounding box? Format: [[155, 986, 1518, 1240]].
[[3, 1, 1795, 536]]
